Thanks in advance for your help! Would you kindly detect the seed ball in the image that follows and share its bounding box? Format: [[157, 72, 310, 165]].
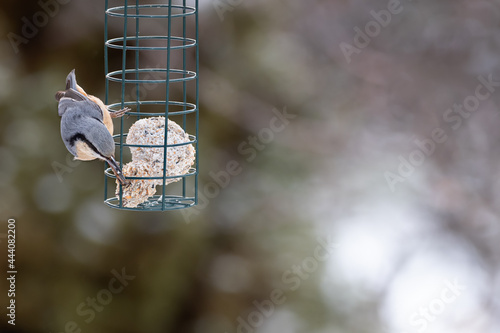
[[116, 117, 195, 208]]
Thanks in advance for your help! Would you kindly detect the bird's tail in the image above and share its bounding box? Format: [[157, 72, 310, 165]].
[[55, 69, 88, 102], [66, 69, 77, 90]]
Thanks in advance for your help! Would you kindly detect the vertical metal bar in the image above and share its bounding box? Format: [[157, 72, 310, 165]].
[[119, 0, 129, 208], [135, 1, 140, 120], [195, 0, 199, 205], [104, 0, 109, 106], [161, 0, 173, 210], [182, 0, 187, 198], [104, 0, 109, 201]]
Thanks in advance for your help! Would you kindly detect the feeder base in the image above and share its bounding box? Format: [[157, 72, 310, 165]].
[[104, 195, 195, 211]]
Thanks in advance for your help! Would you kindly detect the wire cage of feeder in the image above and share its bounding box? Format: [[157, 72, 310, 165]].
[[103, 0, 199, 211]]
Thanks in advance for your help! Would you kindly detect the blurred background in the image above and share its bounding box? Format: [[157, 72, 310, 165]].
[[1, 0, 500, 332]]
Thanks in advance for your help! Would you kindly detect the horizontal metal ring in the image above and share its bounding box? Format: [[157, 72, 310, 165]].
[[106, 68, 197, 84], [106, 36, 197, 51], [104, 194, 196, 211], [108, 101, 197, 116], [105, 167, 197, 180], [106, 4, 196, 19], [112, 134, 197, 148]]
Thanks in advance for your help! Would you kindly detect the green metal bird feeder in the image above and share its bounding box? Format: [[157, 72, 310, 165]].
[[103, 0, 199, 211]]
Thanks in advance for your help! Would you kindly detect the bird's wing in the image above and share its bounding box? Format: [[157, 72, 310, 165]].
[[61, 104, 113, 158], [58, 97, 74, 116]]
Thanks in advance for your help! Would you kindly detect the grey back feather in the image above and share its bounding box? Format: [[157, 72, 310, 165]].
[[60, 99, 114, 158]]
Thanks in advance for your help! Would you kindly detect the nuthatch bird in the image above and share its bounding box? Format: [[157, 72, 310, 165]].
[[56, 69, 130, 186]]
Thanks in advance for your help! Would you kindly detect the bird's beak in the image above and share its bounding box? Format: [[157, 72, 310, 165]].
[[106, 156, 130, 186]]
